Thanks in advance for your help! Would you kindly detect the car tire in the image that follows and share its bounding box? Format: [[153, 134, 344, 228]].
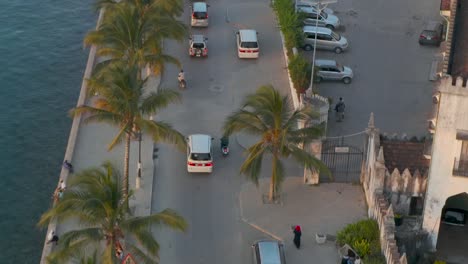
[[304, 45, 313, 51], [326, 24, 335, 30], [343, 77, 351, 84], [315, 76, 322, 83], [334, 47, 343, 54]]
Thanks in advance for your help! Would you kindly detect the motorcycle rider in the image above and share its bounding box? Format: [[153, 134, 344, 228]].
[[220, 136, 229, 155], [178, 69, 185, 86]]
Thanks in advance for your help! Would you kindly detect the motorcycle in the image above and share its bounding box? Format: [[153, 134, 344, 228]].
[[220, 136, 229, 156], [178, 78, 186, 89]]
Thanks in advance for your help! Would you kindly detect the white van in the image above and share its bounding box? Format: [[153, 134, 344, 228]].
[[236, 29, 259, 59], [191, 2, 209, 27], [187, 134, 213, 173]]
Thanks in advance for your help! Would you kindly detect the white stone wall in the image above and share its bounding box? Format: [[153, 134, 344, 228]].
[[422, 77, 468, 249]]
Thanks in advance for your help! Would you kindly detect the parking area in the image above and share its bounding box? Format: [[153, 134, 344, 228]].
[[300, 0, 443, 137]]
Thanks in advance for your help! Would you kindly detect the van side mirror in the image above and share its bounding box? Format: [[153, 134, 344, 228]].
[[211, 137, 214, 140], [205, 37, 208, 40]]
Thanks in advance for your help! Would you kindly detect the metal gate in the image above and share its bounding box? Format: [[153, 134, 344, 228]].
[[319, 135, 365, 183]]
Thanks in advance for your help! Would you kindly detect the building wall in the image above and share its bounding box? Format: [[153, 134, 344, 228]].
[[422, 77, 468, 249]]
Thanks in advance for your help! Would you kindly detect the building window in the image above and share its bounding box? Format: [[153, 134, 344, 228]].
[[410, 197, 424, 215], [453, 132, 468, 176]]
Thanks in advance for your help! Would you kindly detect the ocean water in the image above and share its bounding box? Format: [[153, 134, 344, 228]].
[[0, 0, 95, 262]]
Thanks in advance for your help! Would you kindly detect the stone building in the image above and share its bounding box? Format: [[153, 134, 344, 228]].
[[420, 0, 468, 262]]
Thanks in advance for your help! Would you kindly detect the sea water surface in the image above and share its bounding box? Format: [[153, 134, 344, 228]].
[[0, 0, 96, 262]]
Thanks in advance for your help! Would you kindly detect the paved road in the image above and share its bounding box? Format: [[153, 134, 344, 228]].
[[151, 0, 291, 263], [302, 0, 442, 138]]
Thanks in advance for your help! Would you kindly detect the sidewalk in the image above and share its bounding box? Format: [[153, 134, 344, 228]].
[[239, 178, 367, 264]]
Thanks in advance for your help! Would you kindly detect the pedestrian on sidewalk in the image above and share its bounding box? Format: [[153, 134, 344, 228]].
[[63, 160, 73, 173], [59, 179, 66, 191], [335, 97, 346, 122], [47, 231, 59, 245], [292, 225, 302, 249]]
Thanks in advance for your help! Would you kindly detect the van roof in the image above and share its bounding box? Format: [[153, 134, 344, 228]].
[[188, 134, 211, 153], [193, 2, 207, 12], [303, 26, 332, 34], [315, 59, 337, 67], [239, 29, 258, 41], [257, 241, 281, 264]]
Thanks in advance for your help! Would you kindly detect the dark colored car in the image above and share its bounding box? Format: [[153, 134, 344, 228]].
[[419, 21, 443, 46]]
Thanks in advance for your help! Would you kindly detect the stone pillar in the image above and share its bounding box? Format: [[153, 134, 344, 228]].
[[304, 139, 322, 185]]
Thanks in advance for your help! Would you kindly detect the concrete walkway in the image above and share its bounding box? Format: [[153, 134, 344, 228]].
[[240, 178, 367, 264]]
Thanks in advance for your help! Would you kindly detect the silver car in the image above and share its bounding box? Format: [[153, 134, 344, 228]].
[[252, 240, 286, 264], [299, 7, 340, 29], [315, 59, 353, 84], [303, 26, 348, 53], [295, 0, 334, 15]]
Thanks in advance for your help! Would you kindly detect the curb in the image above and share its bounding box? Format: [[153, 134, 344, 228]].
[[238, 187, 284, 242]]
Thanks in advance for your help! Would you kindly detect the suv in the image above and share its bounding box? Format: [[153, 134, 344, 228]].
[[302, 26, 348, 53], [299, 7, 340, 29], [189, 34, 208, 57], [252, 240, 286, 264], [418, 21, 443, 46], [315, 59, 353, 84], [191, 2, 209, 27]]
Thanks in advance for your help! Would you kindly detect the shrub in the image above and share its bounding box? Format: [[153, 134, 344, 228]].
[[288, 54, 311, 96], [352, 239, 371, 257], [434, 261, 446, 264], [272, 0, 303, 53], [337, 219, 381, 258]]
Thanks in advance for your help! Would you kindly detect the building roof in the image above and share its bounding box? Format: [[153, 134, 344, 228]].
[[381, 140, 430, 175], [448, 0, 468, 79]]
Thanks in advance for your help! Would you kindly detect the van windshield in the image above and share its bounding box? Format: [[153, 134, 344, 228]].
[[190, 153, 211, 161], [241, 41, 258, 48], [331, 31, 340, 40], [320, 11, 328, 19]]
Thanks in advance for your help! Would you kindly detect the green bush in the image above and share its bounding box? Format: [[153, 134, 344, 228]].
[[272, 0, 303, 53], [288, 54, 311, 96], [352, 239, 371, 257], [364, 254, 386, 264], [337, 219, 381, 258]]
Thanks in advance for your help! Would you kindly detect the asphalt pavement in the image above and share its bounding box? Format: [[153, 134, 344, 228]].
[[150, 0, 291, 263]]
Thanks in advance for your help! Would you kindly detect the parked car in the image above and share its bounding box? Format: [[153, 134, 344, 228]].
[[418, 21, 443, 46], [299, 7, 340, 29], [302, 26, 348, 53], [252, 240, 286, 264], [315, 59, 353, 84], [189, 34, 208, 57], [191, 2, 209, 27], [295, 0, 334, 15]]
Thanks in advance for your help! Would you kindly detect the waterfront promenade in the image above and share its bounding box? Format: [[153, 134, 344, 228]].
[[39, 9, 157, 262]]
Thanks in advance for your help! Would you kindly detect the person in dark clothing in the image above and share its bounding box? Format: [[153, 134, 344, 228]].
[[335, 97, 346, 122], [292, 225, 302, 249]]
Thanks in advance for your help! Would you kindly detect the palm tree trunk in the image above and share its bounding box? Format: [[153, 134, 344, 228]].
[[123, 132, 131, 199], [269, 156, 278, 202]]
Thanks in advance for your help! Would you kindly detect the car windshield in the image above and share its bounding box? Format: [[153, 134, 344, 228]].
[[190, 153, 211, 161], [193, 43, 205, 49], [321, 11, 328, 19], [331, 31, 340, 40], [241, 41, 258, 48]]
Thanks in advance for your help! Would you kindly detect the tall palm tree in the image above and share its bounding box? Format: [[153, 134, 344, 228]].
[[38, 162, 187, 264], [84, 1, 187, 77], [223, 85, 329, 201], [71, 63, 185, 197]]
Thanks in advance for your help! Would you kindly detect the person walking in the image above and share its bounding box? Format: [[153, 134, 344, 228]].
[[292, 225, 302, 249], [47, 231, 59, 245], [335, 97, 346, 122]]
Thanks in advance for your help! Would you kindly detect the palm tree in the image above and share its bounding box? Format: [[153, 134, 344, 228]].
[[85, 1, 187, 77], [38, 162, 187, 264], [223, 85, 329, 201], [71, 63, 185, 198]]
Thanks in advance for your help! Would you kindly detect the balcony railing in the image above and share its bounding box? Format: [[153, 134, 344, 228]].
[[453, 158, 468, 177]]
